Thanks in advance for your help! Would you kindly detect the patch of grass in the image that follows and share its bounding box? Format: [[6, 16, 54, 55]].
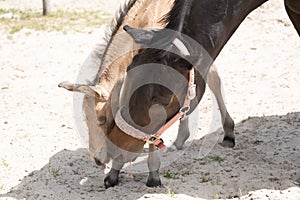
[[199, 175, 210, 183], [0, 9, 112, 34], [48, 162, 61, 178], [166, 185, 176, 198], [0, 8, 18, 15], [209, 194, 219, 200], [193, 157, 208, 165], [0, 184, 4, 191], [181, 171, 190, 176], [1, 159, 9, 167], [208, 155, 224, 163], [164, 171, 179, 179], [164, 170, 191, 179], [211, 179, 221, 186], [49, 167, 60, 178]]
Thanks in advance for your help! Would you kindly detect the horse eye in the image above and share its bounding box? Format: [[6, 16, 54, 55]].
[[97, 116, 106, 125]]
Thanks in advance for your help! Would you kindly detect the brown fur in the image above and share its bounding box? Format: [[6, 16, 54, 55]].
[[84, 0, 174, 164]]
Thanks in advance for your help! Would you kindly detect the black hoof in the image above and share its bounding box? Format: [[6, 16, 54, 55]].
[[104, 174, 119, 188], [221, 135, 235, 148], [146, 176, 161, 187]]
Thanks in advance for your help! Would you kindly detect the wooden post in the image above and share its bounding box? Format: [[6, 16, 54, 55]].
[[42, 0, 53, 16]]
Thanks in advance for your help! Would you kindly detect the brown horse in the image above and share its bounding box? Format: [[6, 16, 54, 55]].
[[59, 0, 174, 165], [285, 0, 300, 35], [92, 0, 299, 188]]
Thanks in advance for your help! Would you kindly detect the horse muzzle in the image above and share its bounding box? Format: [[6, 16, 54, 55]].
[[89, 147, 110, 166]]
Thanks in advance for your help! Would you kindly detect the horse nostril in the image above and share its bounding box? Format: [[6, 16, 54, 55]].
[[94, 157, 103, 166], [97, 116, 107, 125]]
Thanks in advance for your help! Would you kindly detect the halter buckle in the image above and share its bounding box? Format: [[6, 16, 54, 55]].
[[146, 135, 165, 150], [147, 135, 160, 144], [180, 106, 190, 113]]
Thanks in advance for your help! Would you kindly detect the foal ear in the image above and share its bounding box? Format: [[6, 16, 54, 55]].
[[58, 81, 109, 102], [123, 25, 154, 45]]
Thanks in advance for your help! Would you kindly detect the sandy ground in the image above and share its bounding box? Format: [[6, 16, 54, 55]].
[[0, 0, 299, 199]]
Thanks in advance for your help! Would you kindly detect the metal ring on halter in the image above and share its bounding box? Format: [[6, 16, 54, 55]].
[[180, 106, 190, 113], [146, 135, 160, 144], [179, 106, 190, 120]]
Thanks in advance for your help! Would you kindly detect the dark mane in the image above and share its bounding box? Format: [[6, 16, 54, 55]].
[[93, 0, 139, 83], [102, 0, 138, 57], [161, 0, 194, 32]]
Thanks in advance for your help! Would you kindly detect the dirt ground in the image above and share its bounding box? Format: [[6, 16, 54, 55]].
[[0, 0, 299, 199]]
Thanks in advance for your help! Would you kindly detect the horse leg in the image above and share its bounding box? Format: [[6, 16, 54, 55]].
[[285, 0, 300, 36], [207, 65, 235, 148], [146, 144, 161, 187], [174, 117, 190, 150], [104, 159, 124, 188]]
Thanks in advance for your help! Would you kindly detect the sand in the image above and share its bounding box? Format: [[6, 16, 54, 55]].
[[0, 0, 299, 199]]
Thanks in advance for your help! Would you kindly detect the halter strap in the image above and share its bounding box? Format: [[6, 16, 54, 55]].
[[172, 38, 190, 56]]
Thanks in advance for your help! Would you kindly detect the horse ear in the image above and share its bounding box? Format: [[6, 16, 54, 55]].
[[123, 25, 154, 45], [58, 81, 109, 102]]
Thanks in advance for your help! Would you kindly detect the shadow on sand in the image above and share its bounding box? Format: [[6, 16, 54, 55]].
[[1, 112, 299, 199]]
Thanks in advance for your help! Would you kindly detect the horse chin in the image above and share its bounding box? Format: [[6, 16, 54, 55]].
[[89, 149, 111, 166]]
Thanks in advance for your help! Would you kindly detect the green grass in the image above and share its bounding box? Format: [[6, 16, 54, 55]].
[[199, 175, 210, 183], [48, 162, 61, 178], [1, 159, 9, 167], [166, 185, 176, 198], [0, 185, 4, 191], [208, 155, 224, 163], [0, 9, 111, 34], [164, 171, 179, 179], [164, 170, 191, 179], [209, 194, 219, 200], [211, 179, 221, 186]]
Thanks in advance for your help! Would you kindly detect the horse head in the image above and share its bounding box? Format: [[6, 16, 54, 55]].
[[58, 0, 175, 167]]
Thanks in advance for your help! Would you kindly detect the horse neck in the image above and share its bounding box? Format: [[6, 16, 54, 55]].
[[180, 0, 268, 59], [97, 0, 173, 92]]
